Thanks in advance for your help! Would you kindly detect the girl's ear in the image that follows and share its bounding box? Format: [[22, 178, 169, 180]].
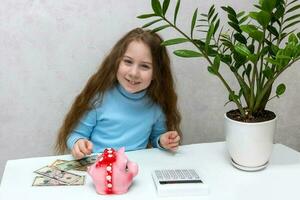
[[118, 147, 125, 154]]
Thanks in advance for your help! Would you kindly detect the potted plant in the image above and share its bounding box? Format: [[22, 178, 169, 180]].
[[138, 0, 300, 171]]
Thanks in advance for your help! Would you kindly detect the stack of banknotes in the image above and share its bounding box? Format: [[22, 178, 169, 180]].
[[32, 155, 98, 186]]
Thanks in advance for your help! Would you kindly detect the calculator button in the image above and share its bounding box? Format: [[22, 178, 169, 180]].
[[189, 169, 200, 179], [155, 170, 163, 180], [175, 169, 185, 179]]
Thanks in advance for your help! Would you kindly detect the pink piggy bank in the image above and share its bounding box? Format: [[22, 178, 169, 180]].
[[88, 147, 138, 194]]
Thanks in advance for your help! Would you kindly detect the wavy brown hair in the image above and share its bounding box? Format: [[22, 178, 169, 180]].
[[55, 28, 181, 154]]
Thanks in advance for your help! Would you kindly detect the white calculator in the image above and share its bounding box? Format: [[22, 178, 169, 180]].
[[152, 169, 209, 197]]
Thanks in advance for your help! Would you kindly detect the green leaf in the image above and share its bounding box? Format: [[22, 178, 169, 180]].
[[248, 54, 259, 63], [248, 44, 255, 53], [225, 6, 237, 17], [250, 30, 264, 41], [173, 49, 203, 57], [260, 0, 276, 12], [282, 20, 300, 32], [240, 24, 257, 33], [208, 5, 215, 21], [297, 32, 300, 40], [265, 57, 280, 65], [257, 10, 271, 28], [137, 13, 157, 19], [249, 12, 259, 20], [280, 29, 297, 42], [205, 23, 215, 50], [262, 66, 273, 79], [237, 11, 246, 19], [260, 46, 269, 56], [274, 4, 285, 19], [234, 33, 247, 44], [151, 25, 171, 33], [142, 19, 163, 28], [191, 8, 198, 38], [241, 28, 263, 41], [267, 25, 279, 37], [161, 38, 189, 46], [284, 14, 300, 23], [213, 55, 221, 72], [235, 43, 251, 57], [213, 19, 220, 35], [288, 33, 298, 44], [271, 44, 279, 55], [207, 66, 217, 75], [239, 15, 249, 24], [276, 83, 286, 96], [151, 0, 162, 16], [221, 54, 232, 64], [174, 0, 181, 25], [286, 4, 300, 13], [211, 13, 218, 23], [207, 46, 218, 56], [162, 0, 170, 15], [228, 14, 239, 24], [277, 55, 291, 60], [228, 21, 241, 32]]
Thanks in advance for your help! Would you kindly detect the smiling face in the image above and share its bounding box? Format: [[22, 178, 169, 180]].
[[116, 40, 153, 93]]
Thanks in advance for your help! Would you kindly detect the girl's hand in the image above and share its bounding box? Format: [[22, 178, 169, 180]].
[[159, 131, 180, 151], [72, 139, 93, 159]]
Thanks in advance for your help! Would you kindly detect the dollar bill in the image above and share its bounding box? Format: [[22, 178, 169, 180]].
[[32, 176, 66, 186], [34, 166, 82, 184], [55, 155, 98, 171], [49, 159, 67, 168], [71, 175, 85, 185], [74, 165, 87, 171], [77, 155, 97, 166], [55, 160, 82, 171], [32, 175, 85, 186]]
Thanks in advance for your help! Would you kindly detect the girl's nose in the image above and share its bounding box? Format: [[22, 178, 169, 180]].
[[128, 65, 139, 78]]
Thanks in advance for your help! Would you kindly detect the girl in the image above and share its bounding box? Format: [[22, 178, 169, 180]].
[[55, 28, 181, 159]]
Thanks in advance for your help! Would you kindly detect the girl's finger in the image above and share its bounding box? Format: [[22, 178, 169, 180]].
[[77, 141, 88, 154], [73, 144, 85, 159], [85, 141, 93, 154], [170, 131, 178, 139], [171, 135, 180, 143], [168, 142, 179, 148]]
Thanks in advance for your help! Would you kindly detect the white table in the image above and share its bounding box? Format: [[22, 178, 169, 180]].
[[1, 142, 300, 200]]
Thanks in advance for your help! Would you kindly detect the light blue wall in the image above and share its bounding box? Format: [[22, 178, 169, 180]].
[[1, 0, 299, 181]]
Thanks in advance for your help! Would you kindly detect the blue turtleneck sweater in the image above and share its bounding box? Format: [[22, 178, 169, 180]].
[[66, 84, 167, 152]]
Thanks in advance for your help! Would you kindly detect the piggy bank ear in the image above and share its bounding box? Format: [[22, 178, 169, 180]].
[[118, 147, 125, 154]]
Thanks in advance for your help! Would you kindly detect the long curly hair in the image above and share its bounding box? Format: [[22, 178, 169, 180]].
[[55, 28, 181, 153]]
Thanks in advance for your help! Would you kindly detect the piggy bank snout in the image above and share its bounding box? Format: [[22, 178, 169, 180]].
[[127, 161, 138, 177]]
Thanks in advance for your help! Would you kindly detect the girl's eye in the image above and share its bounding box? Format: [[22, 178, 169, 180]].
[[140, 65, 150, 70], [124, 59, 132, 64]]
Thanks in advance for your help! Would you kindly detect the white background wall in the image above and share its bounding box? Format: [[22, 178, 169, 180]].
[[1, 0, 300, 181]]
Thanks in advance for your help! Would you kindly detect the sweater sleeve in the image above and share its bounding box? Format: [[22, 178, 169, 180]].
[[66, 108, 97, 150], [150, 109, 167, 149]]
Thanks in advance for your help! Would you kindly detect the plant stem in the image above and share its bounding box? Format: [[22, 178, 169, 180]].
[[254, 57, 300, 112]]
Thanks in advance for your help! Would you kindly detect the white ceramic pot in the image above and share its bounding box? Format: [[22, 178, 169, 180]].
[[224, 113, 277, 171]]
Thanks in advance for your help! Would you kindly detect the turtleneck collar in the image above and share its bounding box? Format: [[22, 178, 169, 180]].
[[116, 83, 147, 100]]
